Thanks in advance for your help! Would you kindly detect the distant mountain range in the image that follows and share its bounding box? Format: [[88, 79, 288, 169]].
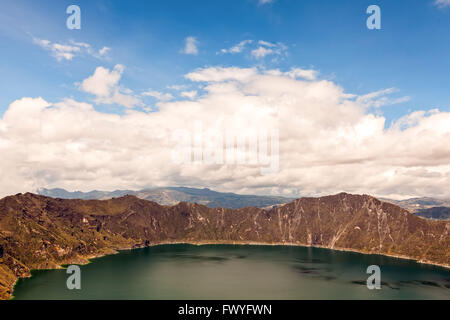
[[381, 197, 450, 220], [1, 192, 448, 299], [381, 197, 450, 212], [413, 207, 450, 220], [37, 187, 293, 209], [38, 187, 450, 220]]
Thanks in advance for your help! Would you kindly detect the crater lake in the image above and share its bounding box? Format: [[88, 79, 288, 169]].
[[12, 244, 450, 300]]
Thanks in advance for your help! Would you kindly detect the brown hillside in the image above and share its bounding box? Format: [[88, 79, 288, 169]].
[[0, 192, 448, 299]]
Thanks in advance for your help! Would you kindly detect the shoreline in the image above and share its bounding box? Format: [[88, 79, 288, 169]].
[[9, 240, 450, 300]]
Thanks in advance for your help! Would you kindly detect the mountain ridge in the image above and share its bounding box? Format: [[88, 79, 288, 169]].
[[38, 187, 450, 219], [37, 187, 293, 209], [0, 192, 448, 300]]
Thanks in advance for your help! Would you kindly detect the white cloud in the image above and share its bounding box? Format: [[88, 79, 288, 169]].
[[258, 40, 276, 47], [186, 66, 257, 82], [142, 90, 174, 101], [80, 64, 123, 97], [167, 84, 188, 91], [32, 37, 110, 61], [265, 68, 318, 81], [79, 65, 142, 108], [218, 39, 287, 61], [180, 90, 198, 99], [182, 36, 199, 55], [98, 46, 111, 56], [69, 40, 90, 48], [356, 88, 410, 108], [251, 41, 287, 59], [285, 68, 318, 81], [434, 0, 450, 8], [33, 38, 80, 61], [220, 40, 253, 54], [258, 0, 274, 5], [1, 66, 450, 200], [251, 47, 273, 58]]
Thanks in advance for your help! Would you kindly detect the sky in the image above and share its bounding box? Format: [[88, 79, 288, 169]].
[[0, 0, 450, 199]]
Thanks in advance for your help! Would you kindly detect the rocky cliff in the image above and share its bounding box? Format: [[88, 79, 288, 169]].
[[0, 192, 448, 299]]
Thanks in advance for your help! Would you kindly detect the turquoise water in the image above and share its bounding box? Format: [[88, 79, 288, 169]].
[[12, 244, 450, 300]]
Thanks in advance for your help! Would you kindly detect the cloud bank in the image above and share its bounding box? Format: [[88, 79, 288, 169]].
[[0, 66, 449, 199], [79, 65, 142, 108]]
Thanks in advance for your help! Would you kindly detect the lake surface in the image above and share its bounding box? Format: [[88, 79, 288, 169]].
[[13, 244, 450, 300]]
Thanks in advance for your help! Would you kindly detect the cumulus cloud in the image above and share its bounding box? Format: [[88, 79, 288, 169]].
[[356, 88, 410, 108], [265, 68, 318, 81], [186, 66, 257, 82], [1, 66, 450, 200], [284, 68, 318, 81], [167, 84, 189, 91], [219, 40, 253, 54], [32, 37, 110, 61], [251, 47, 273, 58], [180, 91, 198, 99], [98, 46, 111, 56], [142, 90, 174, 101], [182, 36, 199, 55], [218, 39, 287, 61], [251, 41, 287, 59], [33, 38, 80, 61], [258, 40, 276, 47], [79, 65, 142, 108]]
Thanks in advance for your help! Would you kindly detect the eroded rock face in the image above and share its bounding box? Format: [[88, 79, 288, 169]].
[[0, 245, 3, 258], [0, 192, 448, 299]]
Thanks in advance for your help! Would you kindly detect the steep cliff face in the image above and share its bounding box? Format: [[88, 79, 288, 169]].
[[0, 192, 448, 299]]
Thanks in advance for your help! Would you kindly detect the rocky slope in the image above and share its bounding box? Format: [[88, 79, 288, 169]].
[[40, 187, 450, 220], [0, 192, 449, 299]]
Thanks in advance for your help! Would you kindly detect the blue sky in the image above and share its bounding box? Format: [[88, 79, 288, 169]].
[[1, 0, 450, 123]]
